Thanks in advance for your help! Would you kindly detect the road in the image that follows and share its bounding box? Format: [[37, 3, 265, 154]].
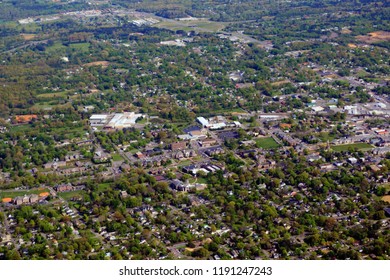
[[1, 40, 49, 54]]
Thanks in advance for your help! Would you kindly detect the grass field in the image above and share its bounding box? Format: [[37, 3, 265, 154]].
[[58, 190, 85, 200], [255, 137, 281, 149], [111, 153, 123, 162], [9, 124, 31, 133], [317, 132, 336, 142], [0, 188, 50, 199], [45, 42, 66, 53], [331, 143, 373, 152], [48, 125, 86, 139], [36, 91, 70, 99], [177, 160, 193, 167], [97, 183, 111, 193], [31, 101, 72, 111], [69, 42, 91, 52]]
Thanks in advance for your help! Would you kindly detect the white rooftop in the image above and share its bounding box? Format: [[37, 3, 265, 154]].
[[90, 114, 108, 120]]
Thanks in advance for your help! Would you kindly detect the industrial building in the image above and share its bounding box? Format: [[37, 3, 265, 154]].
[[89, 112, 145, 129]]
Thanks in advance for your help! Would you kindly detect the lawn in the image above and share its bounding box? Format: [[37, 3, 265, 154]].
[[10, 124, 32, 133], [177, 160, 193, 167], [0, 188, 50, 199], [58, 190, 85, 200], [97, 183, 111, 193], [36, 91, 70, 99], [255, 137, 281, 149], [69, 42, 91, 52], [195, 177, 208, 184], [49, 125, 87, 139], [331, 143, 373, 152], [317, 132, 336, 142], [45, 42, 66, 53], [111, 153, 123, 162], [31, 101, 72, 111]]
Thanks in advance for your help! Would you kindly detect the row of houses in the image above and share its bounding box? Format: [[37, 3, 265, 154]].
[[9, 193, 49, 206], [173, 149, 197, 160], [274, 130, 301, 146]]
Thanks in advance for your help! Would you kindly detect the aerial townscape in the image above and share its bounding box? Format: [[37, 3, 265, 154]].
[[0, 0, 389, 260]]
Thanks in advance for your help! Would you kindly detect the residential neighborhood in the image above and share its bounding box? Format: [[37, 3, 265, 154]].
[[0, 0, 389, 262]]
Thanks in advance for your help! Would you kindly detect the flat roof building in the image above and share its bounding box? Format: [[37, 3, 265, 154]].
[[197, 117, 209, 127]]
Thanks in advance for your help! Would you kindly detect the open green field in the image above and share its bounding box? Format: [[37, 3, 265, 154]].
[[31, 101, 72, 111], [58, 190, 86, 200], [69, 42, 91, 52], [9, 124, 32, 133], [256, 137, 281, 149], [45, 42, 66, 53], [0, 188, 49, 199], [47, 125, 86, 139], [111, 153, 123, 161], [177, 160, 193, 167], [331, 143, 373, 152], [97, 183, 111, 193]]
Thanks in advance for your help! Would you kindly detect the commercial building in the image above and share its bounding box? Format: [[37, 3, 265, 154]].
[[89, 112, 145, 129]]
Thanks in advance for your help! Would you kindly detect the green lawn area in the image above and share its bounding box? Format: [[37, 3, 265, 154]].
[[111, 153, 123, 161], [196, 177, 208, 184], [10, 124, 32, 133], [69, 42, 91, 52], [255, 137, 281, 149], [58, 190, 85, 200], [45, 42, 66, 53], [97, 183, 111, 193], [136, 117, 148, 124], [177, 160, 193, 167], [0, 188, 49, 199], [31, 101, 72, 111], [49, 125, 86, 139], [331, 143, 374, 152], [317, 132, 336, 142]]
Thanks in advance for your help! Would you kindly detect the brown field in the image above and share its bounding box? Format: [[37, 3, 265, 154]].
[[382, 196, 390, 203], [272, 80, 291, 86], [348, 43, 357, 48], [83, 61, 110, 67], [184, 247, 196, 253], [356, 31, 390, 44], [20, 34, 37, 40], [341, 28, 352, 34], [324, 74, 339, 79]]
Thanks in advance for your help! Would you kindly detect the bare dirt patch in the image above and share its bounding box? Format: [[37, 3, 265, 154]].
[[382, 196, 390, 203], [356, 31, 390, 44], [83, 61, 110, 67], [20, 34, 37, 40], [348, 43, 357, 48], [341, 28, 352, 34], [272, 80, 291, 86]]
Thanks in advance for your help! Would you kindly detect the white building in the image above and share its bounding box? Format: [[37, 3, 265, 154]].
[[90, 114, 109, 126], [312, 106, 324, 112], [197, 117, 209, 127], [106, 112, 144, 129]]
